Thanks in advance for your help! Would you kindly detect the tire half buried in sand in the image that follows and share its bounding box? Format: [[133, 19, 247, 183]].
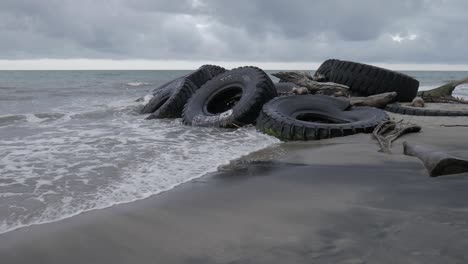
[[256, 95, 389, 141]]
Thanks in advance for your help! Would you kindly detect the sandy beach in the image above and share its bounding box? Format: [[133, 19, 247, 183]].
[[1, 112, 468, 264]]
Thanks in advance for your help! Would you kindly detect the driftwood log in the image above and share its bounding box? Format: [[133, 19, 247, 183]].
[[417, 77, 468, 104], [272, 72, 350, 97], [372, 120, 421, 154], [350, 92, 397, 108], [403, 142, 468, 177]]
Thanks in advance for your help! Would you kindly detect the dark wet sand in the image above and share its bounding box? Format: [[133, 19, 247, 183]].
[[1, 124, 468, 263]]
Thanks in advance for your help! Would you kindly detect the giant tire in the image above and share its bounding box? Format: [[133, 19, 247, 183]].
[[148, 65, 224, 96], [256, 95, 388, 141], [327, 59, 420, 102], [142, 65, 226, 116], [200, 65, 227, 79], [313, 59, 338, 82], [144, 78, 197, 119], [182, 66, 277, 127], [385, 103, 468, 116]]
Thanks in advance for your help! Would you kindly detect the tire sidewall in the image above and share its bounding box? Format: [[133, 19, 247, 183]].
[[184, 69, 264, 126]]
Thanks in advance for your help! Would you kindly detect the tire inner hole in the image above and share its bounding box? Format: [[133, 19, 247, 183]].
[[206, 87, 243, 114], [295, 112, 350, 124]]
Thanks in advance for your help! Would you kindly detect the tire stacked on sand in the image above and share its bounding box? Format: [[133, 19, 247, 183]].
[[182, 66, 277, 127], [385, 103, 468, 116], [142, 65, 226, 119], [313, 59, 420, 102], [313, 59, 338, 82], [256, 95, 388, 141], [144, 78, 197, 119]]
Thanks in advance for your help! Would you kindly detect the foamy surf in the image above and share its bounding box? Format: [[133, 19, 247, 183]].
[[0, 96, 279, 235], [126, 82, 152, 87]]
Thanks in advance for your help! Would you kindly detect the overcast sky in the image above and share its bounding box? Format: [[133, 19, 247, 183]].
[[0, 0, 467, 69]]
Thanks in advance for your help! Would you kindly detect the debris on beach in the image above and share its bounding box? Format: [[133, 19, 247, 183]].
[[417, 77, 468, 104], [385, 102, 468, 116], [182, 66, 277, 128], [312, 59, 420, 102], [272, 71, 350, 97], [256, 95, 388, 141], [349, 92, 397, 108], [291, 87, 309, 95], [138, 58, 468, 142], [410, 97, 425, 107], [372, 120, 421, 154], [403, 142, 468, 177]]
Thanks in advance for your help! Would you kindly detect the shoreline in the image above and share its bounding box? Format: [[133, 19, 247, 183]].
[[1, 113, 468, 263], [0, 130, 279, 236]]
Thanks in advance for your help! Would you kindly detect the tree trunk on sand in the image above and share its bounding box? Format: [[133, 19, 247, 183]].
[[403, 142, 468, 177], [272, 72, 350, 97], [417, 78, 468, 98], [350, 92, 397, 108]]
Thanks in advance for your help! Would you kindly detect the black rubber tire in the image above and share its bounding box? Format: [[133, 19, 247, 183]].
[[328, 59, 420, 102], [148, 66, 215, 96], [313, 59, 338, 82], [182, 66, 277, 127], [256, 95, 388, 141], [385, 103, 468, 116], [143, 78, 197, 119], [200, 65, 227, 79], [275, 82, 296, 94], [141, 77, 184, 114], [142, 65, 226, 117], [185, 67, 212, 88]]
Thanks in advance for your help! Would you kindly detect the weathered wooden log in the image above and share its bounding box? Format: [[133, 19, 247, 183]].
[[350, 92, 397, 108], [372, 120, 421, 154], [272, 72, 350, 97], [410, 97, 425, 107], [292, 87, 309, 95], [403, 142, 468, 177], [417, 77, 468, 98]]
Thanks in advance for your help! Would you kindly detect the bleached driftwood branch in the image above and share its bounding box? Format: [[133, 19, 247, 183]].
[[272, 71, 350, 97], [418, 77, 468, 104], [372, 120, 421, 154]]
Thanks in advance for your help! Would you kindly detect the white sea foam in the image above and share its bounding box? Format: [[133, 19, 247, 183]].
[[126, 82, 151, 87], [0, 98, 279, 234]]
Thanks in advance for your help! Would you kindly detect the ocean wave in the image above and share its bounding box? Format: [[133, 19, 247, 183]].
[[0, 99, 144, 127], [0, 113, 67, 126], [0, 100, 279, 234], [0, 114, 27, 124], [0, 86, 16, 91], [126, 82, 152, 87]]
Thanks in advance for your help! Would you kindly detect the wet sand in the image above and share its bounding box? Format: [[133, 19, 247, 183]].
[[1, 113, 468, 263]]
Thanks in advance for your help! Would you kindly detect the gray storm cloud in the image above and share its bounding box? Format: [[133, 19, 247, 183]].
[[0, 0, 467, 63]]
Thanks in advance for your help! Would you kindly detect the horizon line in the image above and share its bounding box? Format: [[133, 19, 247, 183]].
[[1, 59, 468, 71]]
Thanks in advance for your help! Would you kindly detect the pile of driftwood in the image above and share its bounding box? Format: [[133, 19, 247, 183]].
[[273, 71, 468, 108], [272, 71, 397, 108], [274, 71, 468, 177], [372, 120, 421, 154]]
